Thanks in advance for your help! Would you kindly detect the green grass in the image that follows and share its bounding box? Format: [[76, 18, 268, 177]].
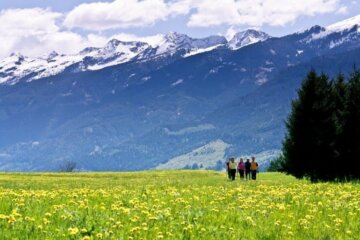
[[0, 171, 359, 239]]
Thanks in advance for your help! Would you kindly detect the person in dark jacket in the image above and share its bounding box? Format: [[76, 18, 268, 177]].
[[226, 159, 231, 179], [245, 159, 251, 180]]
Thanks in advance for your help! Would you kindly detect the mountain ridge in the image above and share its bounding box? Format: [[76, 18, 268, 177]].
[[1, 15, 360, 171], [1, 30, 265, 85], [2, 14, 360, 86]]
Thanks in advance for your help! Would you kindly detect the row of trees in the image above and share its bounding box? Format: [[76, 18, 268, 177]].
[[280, 70, 360, 182]]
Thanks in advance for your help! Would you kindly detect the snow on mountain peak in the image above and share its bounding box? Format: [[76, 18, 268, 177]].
[[80, 47, 100, 55], [163, 31, 189, 42], [326, 14, 360, 32], [156, 32, 226, 55], [103, 39, 119, 51], [9, 52, 25, 62], [0, 39, 152, 85], [228, 29, 270, 50], [155, 32, 191, 55], [87, 39, 150, 71], [47, 51, 59, 60], [102, 39, 149, 52], [0, 31, 258, 85], [306, 15, 360, 45], [99, 39, 149, 57]]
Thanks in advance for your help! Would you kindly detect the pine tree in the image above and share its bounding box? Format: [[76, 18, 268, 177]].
[[342, 70, 360, 180], [267, 155, 284, 172], [283, 69, 360, 182], [282, 70, 336, 181], [331, 74, 348, 180]]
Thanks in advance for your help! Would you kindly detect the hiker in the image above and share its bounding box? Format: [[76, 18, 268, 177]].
[[245, 159, 251, 180], [226, 159, 231, 179], [229, 158, 237, 181], [250, 157, 259, 180], [237, 158, 245, 180]]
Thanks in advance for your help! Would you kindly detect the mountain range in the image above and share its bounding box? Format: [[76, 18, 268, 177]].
[[0, 30, 269, 85], [1, 15, 360, 171]]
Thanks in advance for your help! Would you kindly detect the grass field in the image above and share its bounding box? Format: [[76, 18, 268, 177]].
[[0, 171, 359, 240]]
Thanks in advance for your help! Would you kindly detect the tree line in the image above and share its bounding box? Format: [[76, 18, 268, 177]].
[[273, 69, 360, 182]]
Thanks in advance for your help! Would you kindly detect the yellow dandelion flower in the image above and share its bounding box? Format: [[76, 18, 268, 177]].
[[68, 227, 79, 236], [43, 218, 50, 225]]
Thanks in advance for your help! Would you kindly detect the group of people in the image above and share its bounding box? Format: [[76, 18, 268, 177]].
[[226, 157, 259, 181]]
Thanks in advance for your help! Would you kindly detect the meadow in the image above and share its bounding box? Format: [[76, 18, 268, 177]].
[[0, 171, 359, 240]]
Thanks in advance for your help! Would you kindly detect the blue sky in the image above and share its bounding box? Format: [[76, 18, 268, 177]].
[[0, 0, 359, 58]]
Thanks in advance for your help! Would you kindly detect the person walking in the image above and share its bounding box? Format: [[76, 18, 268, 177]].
[[237, 158, 245, 180], [250, 157, 259, 180], [245, 159, 251, 180], [226, 158, 231, 179], [229, 158, 237, 181]]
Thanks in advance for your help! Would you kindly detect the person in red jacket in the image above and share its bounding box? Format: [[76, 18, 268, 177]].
[[237, 158, 245, 180]]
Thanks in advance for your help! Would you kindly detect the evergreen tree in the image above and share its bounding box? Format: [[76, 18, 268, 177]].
[[341, 70, 360, 180], [267, 155, 284, 172], [191, 163, 199, 170], [282, 70, 336, 182], [331, 74, 348, 180], [283, 69, 360, 182]]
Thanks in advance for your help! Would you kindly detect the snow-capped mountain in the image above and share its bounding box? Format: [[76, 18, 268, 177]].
[[0, 40, 153, 85], [326, 14, 360, 32], [85, 40, 151, 71], [155, 32, 227, 55], [2, 15, 360, 86], [0, 32, 234, 85], [301, 14, 360, 49], [228, 29, 270, 50], [2, 15, 360, 171]]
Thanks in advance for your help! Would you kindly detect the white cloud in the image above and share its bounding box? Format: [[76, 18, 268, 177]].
[[0, 0, 350, 58], [0, 8, 109, 58], [0, 8, 61, 35], [86, 34, 108, 47], [0, 7, 167, 58], [0, 8, 61, 57], [336, 6, 348, 14], [167, 0, 194, 16], [63, 0, 346, 31], [64, 0, 171, 30], [225, 26, 239, 40], [63, 0, 199, 31], [187, 0, 346, 27]]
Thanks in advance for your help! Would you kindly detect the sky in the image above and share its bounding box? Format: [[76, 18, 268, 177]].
[[0, 0, 359, 58]]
